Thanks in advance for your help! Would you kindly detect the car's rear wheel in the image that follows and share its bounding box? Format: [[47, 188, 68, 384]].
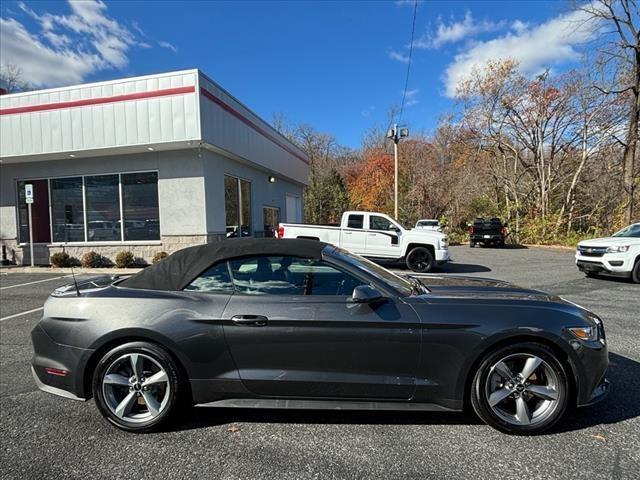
[[470, 342, 569, 435], [92, 342, 181, 432], [469, 242, 475, 248], [406, 246, 434, 273]]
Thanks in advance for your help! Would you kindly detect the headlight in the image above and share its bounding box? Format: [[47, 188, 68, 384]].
[[606, 245, 629, 253], [440, 237, 449, 249], [567, 326, 598, 342]]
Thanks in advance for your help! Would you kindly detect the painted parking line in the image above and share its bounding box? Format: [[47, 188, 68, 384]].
[[0, 306, 44, 322], [0, 275, 72, 291]]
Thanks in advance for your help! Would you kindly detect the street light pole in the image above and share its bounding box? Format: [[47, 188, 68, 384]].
[[393, 128, 399, 220], [387, 124, 408, 220]]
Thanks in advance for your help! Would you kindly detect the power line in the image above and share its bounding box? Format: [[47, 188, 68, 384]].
[[398, 0, 418, 123]]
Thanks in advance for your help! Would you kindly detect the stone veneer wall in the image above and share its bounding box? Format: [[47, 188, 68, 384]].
[[4, 233, 227, 266]]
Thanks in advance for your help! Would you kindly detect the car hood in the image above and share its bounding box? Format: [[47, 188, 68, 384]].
[[578, 237, 638, 247], [410, 274, 558, 302]]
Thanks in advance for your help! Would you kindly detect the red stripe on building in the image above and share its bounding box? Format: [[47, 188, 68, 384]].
[[0, 86, 195, 115], [200, 87, 309, 165]]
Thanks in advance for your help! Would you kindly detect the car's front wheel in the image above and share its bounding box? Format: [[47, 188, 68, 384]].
[[406, 246, 434, 273], [632, 258, 640, 283], [470, 342, 569, 435], [92, 341, 182, 432]]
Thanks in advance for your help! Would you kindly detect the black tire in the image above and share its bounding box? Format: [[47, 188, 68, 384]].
[[92, 341, 182, 432], [470, 342, 569, 435], [632, 259, 640, 284], [469, 242, 475, 248], [405, 246, 435, 273]]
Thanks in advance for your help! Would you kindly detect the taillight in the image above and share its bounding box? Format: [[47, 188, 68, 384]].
[[501, 227, 507, 235], [277, 226, 285, 238], [468, 226, 475, 234]]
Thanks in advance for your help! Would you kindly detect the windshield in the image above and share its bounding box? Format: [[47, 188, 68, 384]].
[[612, 224, 640, 238], [324, 246, 414, 296]]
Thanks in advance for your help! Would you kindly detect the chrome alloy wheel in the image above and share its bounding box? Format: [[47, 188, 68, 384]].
[[484, 353, 560, 427], [102, 353, 171, 424]]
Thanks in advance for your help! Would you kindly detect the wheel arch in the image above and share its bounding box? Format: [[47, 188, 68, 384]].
[[405, 242, 435, 258], [460, 334, 578, 412], [82, 331, 192, 402]]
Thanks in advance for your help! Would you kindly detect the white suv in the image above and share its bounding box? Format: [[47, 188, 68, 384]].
[[576, 223, 640, 283]]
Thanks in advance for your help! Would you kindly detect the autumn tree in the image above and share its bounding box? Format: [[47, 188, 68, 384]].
[[579, 0, 640, 223]]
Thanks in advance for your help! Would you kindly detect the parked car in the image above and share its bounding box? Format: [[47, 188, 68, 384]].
[[32, 238, 609, 435], [276, 211, 449, 272], [415, 219, 442, 232], [469, 218, 508, 248], [575, 223, 640, 283]]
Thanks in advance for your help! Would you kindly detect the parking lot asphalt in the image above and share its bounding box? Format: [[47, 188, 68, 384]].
[[1, 246, 638, 480]]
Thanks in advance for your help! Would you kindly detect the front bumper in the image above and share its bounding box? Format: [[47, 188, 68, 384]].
[[570, 336, 610, 408], [575, 252, 632, 277], [31, 324, 93, 401], [435, 248, 450, 263]]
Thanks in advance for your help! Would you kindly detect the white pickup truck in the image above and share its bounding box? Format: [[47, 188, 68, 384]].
[[575, 222, 640, 283], [276, 211, 450, 272]]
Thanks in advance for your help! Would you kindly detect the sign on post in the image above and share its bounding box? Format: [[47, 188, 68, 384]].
[[25, 184, 34, 204], [25, 184, 34, 267]]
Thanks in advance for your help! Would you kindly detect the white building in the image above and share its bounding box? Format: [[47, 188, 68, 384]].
[[0, 69, 308, 265]]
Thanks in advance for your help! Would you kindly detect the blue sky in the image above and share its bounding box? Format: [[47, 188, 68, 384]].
[[1, 1, 594, 147]]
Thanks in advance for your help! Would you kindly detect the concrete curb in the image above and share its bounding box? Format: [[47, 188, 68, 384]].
[[0, 266, 143, 274]]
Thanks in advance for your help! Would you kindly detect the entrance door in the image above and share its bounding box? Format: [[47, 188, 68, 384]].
[[285, 194, 301, 223], [221, 254, 420, 399]]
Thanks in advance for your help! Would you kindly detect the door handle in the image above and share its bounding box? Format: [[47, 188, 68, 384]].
[[344, 231, 352, 235], [231, 315, 268, 326]]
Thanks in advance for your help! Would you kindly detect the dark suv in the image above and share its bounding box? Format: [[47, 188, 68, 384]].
[[469, 218, 508, 247]]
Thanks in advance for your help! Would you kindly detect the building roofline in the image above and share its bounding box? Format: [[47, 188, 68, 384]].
[[0, 69, 200, 99]]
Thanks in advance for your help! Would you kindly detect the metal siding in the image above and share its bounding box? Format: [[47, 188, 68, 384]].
[[0, 70, 200, 159], [198, 73, 309, 185]]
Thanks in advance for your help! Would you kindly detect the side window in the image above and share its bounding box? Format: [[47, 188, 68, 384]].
[[347, 214, 364, 229], [228, 255, 364, 296], [184, 262, 233, 293], [370, 215, 392, 231]]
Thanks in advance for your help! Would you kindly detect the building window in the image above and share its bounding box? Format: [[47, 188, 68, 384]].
[[86, 175, 120, 242], [224, 175, 252, 237], [16, 171, 160, 244], [263, 206, 280, 238], [51, 177, 85, 242], [122, 172, 160, 241]]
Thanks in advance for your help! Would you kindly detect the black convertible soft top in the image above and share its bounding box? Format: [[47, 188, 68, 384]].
[[119, 238, 327, 291]]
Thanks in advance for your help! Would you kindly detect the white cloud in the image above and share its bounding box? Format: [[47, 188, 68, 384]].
[[1, 0, 157, 87], [444, 9, 596, 97], [414, 11, 505, 49], [403, 88, 419, 107], [159, 41, 177, 53], [388, 49, 410, 64]]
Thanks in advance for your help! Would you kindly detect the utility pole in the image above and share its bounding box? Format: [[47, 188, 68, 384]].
[[386, 124, 409, 219]]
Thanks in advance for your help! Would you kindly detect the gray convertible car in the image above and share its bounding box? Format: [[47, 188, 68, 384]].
[[31, 238, 609, 434]]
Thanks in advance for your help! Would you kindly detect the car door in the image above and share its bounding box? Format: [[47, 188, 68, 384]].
[[365, 214, 402, 257], [221, 255, 420, 399], [340, 213, 367, 254]]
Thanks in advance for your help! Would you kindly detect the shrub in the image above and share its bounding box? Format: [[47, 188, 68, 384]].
[[152, 251, 168, 264], [50, 251, 71, 268], [115, 250, 135, 268], [81, 251, 104, 268]]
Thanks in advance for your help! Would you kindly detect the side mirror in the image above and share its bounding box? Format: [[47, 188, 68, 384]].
[[352, 285, 383, 303]]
